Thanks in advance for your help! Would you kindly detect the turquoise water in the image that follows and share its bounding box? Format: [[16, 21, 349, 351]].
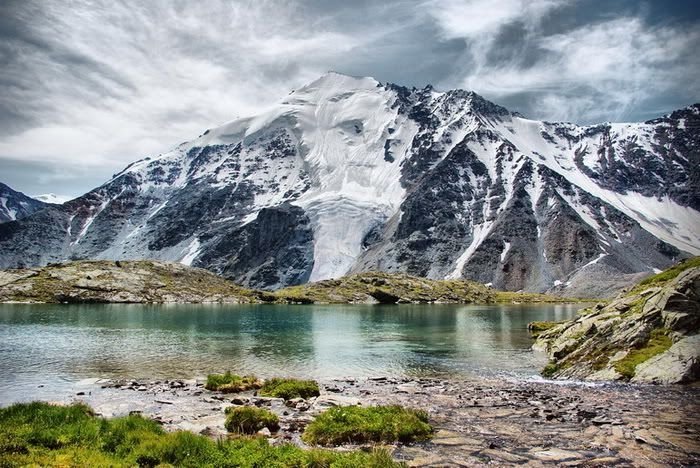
[[0, 303, 583, 401]]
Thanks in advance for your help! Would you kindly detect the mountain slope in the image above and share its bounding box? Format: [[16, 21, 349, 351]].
[[0, 182, 51, 223], [0, 73, 697, 295]]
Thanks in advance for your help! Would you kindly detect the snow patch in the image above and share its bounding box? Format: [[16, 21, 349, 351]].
[[500, 241, 511, 262], [180, 238, 201, 266]]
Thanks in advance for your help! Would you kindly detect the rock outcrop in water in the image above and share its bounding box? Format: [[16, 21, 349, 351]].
[[273, 271, 496, 304], [0, 261, 575, 305], [0, 260, 262, 303], [533, 258, 700, 383]]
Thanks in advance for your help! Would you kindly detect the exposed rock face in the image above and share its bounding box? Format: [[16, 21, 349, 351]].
[[0, 182, 50, 223], [533, 258, 700, 383], [0, 260, 262, 303], [0, 73, 698, 296]]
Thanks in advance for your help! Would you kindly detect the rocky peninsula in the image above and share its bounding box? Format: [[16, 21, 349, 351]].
[[533, 258, 699, 384]]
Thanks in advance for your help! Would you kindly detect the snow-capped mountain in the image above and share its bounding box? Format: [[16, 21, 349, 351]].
[[0, 182, 50, 223], [33, 193, 73, 204], [0, 72, 698, 296]]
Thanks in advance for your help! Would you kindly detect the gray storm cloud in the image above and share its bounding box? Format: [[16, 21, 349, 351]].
[[1, 0, 698, 198]]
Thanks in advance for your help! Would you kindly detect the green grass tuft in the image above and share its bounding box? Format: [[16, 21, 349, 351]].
[[205, 371, 262, 393], [260, 378, 320, 400], [0, 402, 404, 467], [302, 405, 433, 446], [224, 406, 280, 434], [614, 328, 673, 379]]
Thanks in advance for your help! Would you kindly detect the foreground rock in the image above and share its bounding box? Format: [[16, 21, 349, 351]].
[[64, 375, 700, 466], [0, 260, 262, 303], [533, 258, 700, 383]]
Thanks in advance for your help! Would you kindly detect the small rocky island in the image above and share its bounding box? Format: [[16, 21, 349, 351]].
[[532, 258, 699, 384], [0, 260, 575, 305]]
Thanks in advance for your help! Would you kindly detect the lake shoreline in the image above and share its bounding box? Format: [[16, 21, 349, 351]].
[[18, 373, 700, 467]]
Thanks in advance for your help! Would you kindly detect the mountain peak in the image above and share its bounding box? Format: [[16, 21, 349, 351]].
[[1, 79, 697, 298], [295, 71, 379, 94]]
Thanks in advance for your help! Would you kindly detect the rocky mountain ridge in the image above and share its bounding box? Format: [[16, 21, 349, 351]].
[[0, 182, 50, 223], [0, 73, 697, 296]]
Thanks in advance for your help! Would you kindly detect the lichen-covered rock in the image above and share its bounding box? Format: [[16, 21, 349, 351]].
[[273, 271, 496, 304], [0, 260, 262, 303], [532, 258, 700, 383], [631, 334, 700, 384]]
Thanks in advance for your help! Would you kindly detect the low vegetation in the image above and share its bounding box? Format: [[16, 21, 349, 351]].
[[0, 402, 404, 467], [205, 372, 262, 393], [613, 328, 673, 379], [260, 378, 321, 400], [224, 406, 279, 434], [302, 405, 433, 446]]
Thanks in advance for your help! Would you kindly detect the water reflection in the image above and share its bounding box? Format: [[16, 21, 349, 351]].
[[0, 303, 588, 399]]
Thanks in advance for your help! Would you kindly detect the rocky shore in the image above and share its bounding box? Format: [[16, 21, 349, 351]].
[[61, 375, 700, 467], [533, 259, 699, 384]]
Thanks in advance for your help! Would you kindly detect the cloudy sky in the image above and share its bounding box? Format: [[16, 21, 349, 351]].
[[1, 0, 699, 199]]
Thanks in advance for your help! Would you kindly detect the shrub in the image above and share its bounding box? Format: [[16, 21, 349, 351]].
[[302, 405, 433, 446], [224, 406, 280, 434], [259, 378, 320, 400], [205, 371, 262, 393]]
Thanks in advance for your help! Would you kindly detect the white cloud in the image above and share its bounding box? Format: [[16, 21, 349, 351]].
[[426, 1, 700, 122], [0, 0, 372, 191], [1, 0, 698, 196], [427, 0, 567, 39]]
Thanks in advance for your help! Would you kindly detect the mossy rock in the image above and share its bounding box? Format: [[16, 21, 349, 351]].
[[205, 372, 262, 393], [259, 378, 320, 400], [224, 406, 280, 434], [302, 405, 433, 446], [613, 329, 673, 379]]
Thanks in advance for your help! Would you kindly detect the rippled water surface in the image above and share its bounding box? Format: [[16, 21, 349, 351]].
[[0, 303, 585, 403]]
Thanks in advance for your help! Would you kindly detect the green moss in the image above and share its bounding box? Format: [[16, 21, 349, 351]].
[[224, 406, 280, 434], [613, 329, 673, 379], [259, 378, 320, 400], [302, 405, 433, 446], [0, 402, 404, 467], [541, 362, 560, 378], [205, 372, 262, 393], [273, 271, 496, 304], [528, 321, 564, 337], [630, 257, 700, 295]]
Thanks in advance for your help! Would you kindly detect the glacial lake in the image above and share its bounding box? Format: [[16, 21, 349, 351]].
[[0, 303, 586, 404]]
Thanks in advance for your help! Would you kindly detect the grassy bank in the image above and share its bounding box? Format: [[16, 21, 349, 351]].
[[0, 402, 403, 467]]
